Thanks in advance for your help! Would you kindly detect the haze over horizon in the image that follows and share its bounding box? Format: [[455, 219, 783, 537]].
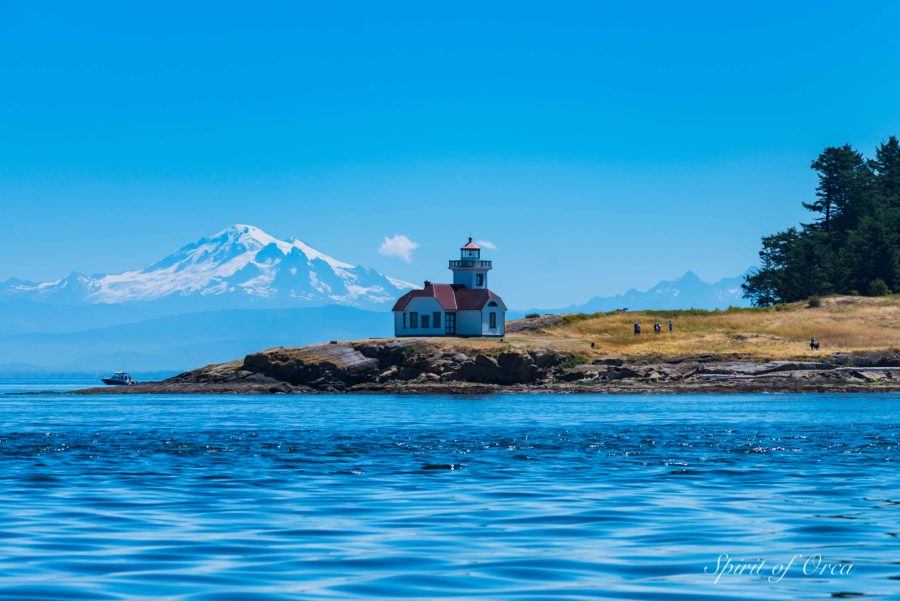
[[0, 222, 749, 312], [3, 1, 900, 306]]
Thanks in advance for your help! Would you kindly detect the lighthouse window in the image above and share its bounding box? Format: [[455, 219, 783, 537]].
[[422, 314, 430, 329], [489, 312, 497, 329], [410, 312, 419, 328], [476, 274, 484, 286], [403, 313, 407, 328], [433, 312, 441, 327]]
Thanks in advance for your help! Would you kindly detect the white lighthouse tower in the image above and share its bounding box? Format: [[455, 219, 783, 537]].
[[450, 237, 491, 289]]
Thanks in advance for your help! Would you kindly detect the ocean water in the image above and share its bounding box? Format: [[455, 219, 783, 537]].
[[0, 388, 898, 600]]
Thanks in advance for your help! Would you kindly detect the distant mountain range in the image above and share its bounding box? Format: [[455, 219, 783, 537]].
[[0, 225, 411, 372], [0, 224, 413, 311], [0, 226, 754, 372], [521, 269, 752, 315]]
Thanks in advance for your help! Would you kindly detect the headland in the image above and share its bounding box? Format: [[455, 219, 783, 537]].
[[76, 295, 900, 395]]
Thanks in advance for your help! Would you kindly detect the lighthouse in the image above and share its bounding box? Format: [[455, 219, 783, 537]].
[[392, 237, 507, 337], [450, 237, 491, 289]]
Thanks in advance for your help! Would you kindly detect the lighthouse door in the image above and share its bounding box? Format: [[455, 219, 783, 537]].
[[445, 312, 456, 335]]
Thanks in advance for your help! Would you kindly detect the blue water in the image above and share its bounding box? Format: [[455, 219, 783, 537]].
[[0, 378, 100, 395], [0, 389, 898, 600]]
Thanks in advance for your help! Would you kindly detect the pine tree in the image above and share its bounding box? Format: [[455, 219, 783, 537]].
[[871, 136, 900, 202], [804, 145, 869, 235], [743, 136, 899, 305], [870, 136, 900, 291], [742, 229, 799, 306]]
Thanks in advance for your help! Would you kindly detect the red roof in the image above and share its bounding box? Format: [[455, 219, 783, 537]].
[[392, 284, 502, 312], [460, 237, 480, 250], [455, 287, 502, 310]]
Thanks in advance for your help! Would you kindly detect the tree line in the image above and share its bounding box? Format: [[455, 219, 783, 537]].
[[742, 136, 900, 306]]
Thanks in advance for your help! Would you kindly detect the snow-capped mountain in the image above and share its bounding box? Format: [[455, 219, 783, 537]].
[[1, 225, 414, 309], [531, 269, 753, 314]]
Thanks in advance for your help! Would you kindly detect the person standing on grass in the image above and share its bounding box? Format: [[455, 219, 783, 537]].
[[668, 320, 673, 334], [634, 323, 641, 336]]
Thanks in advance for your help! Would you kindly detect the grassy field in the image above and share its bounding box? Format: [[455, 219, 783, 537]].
[[529, 295, 900, 359], [368, 295, 900, 361]]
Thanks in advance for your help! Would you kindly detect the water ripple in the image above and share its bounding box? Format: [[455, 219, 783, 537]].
[[0, 392, 898, 599]]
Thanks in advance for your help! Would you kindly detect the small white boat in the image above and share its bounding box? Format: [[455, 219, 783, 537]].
[[101, 371, 137, 386]]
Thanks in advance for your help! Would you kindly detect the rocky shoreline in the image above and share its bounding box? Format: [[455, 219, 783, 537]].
[[76, 338, 900, 395]]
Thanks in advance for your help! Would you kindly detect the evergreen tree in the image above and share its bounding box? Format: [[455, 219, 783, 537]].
[[868, 136, 900, 292], [871, 136, 900, 202], [804, 145, 869, 236], [742, 229, 799, 306], [839, 214, 895, 293], [743, 136, 899, 305]]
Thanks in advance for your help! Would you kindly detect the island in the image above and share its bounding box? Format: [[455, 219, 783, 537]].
[[74, 295, 900, 395]]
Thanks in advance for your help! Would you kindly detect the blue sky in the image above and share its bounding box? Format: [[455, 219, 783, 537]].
[[2, 1, 900, 307]]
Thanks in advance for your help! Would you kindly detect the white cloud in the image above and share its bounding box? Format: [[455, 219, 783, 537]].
[[378, 234, 419, 263], [476, 239, 498, 250]]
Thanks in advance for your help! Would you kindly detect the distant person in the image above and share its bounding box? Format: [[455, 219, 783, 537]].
[[654, 322, 661, 334], [810, 336, 819, 351], [634, 323, 641, 336], [668, 320, 673, 334]]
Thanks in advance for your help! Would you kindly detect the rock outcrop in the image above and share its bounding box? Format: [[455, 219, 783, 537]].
[[77, 340, 900, 395], [243, 345, 380, 391]]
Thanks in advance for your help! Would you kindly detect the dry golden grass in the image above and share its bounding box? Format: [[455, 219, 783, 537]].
[[365, 295, 900, 361], [531, 295, 900, 359]]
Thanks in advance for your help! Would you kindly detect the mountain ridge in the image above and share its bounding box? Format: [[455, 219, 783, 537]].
[[0, 266, 755, 370], [1, 224, 415, 310], [521, 269, 753, 314], [0, 225, 756, 371]]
